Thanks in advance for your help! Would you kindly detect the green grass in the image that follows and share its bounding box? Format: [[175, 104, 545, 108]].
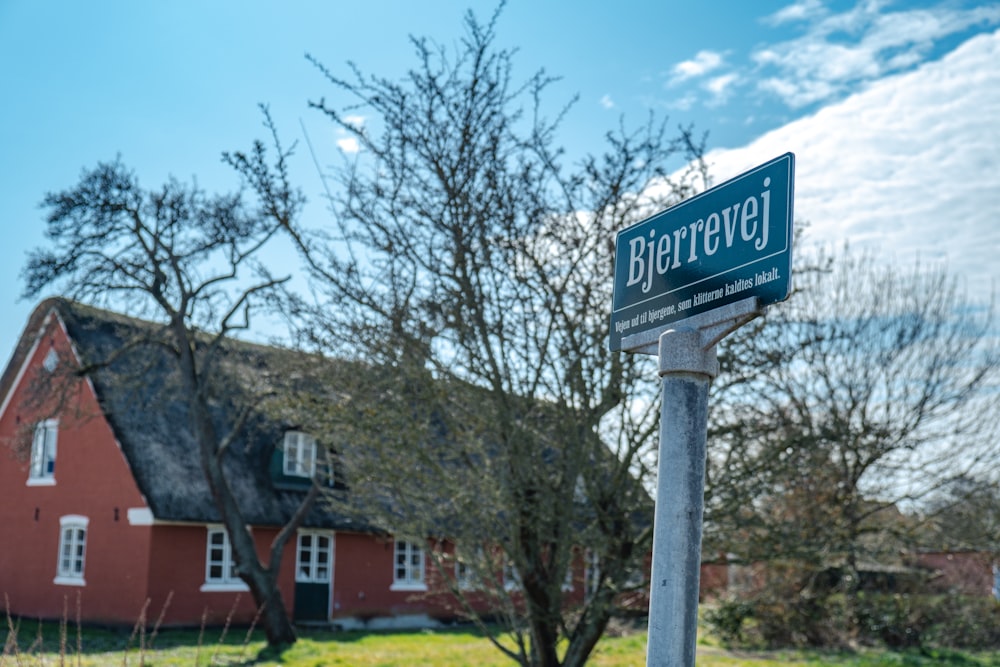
[[3, 621, 1000, 666]]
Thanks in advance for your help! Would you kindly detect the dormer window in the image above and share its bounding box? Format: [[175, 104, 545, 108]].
[[28, 419, 58, 485], [283, 431, 317, 478]]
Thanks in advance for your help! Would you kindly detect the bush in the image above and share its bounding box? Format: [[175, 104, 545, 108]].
[[853, 593, 1000, 649], [913, 596, 1000, 649], [708, 592, 1000, 651], [853, 593, 930, 648], [705, 593, 851, 648]]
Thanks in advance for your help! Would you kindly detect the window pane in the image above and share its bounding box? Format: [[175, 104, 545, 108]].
[[206, 529, 240, 584], [57, 521, 86, 579], [30, 422, 57, 479]]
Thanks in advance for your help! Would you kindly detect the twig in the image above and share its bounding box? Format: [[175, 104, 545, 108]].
[[122, 598, 150, 667], [3, 593, 23, 666], [239, 602, 265, 660], [195, 607, 208, 665], [75, 591, 82, 667], [211, 594, 240, 665], [145, 591, 173, 652]]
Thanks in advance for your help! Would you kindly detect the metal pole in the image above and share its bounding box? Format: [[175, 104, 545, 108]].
[[625, 298, 761, 667], [645, 328, 716, 667]]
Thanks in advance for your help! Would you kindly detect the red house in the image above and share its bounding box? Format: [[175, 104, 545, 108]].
[[0, 298, 528, 629]]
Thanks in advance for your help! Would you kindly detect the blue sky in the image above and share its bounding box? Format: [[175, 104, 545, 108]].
[[2, 0, 999, 360]]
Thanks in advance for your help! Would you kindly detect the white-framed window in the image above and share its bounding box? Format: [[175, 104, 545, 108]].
[[391, 540, 426, 591], [28, 419, 58, 485], [455, 553, 477, 590], [562, 561, 575, 592], [201, 526, 249, 592], [283, 431, 317, 478], [503, 561, 521, 591], [296, 530, 333, 583], [54, 515, 87, 586]]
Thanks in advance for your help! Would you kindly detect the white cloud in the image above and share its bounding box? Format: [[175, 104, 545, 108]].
[[336, 137, 360, 153], [600, 94, 615, 110], [766, 0, 826, 25], [704, 73, 739, 106], [342, 114, 366, 129], [704, 73, 738, 99], [702, 28, 1000, 291], [752, 2, 1000, 108], [670, 50, 724, 83], [334, 115, 366, 153]]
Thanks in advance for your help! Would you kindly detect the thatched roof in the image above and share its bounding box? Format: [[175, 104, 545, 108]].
[[5, 298, 367, 531]]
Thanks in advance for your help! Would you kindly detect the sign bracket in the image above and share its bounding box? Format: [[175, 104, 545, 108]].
[[621, 296, 763, 361]]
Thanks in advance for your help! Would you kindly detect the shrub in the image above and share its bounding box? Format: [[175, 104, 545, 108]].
[[709, 592, 1000, 651]]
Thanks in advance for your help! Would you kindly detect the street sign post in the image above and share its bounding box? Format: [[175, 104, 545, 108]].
[[610, 152, 794, 352], [614, 154, 795, 667]]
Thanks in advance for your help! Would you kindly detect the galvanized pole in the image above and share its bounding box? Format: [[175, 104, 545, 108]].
[[624, 298, 762, 667], [645, 327, 715, 666]]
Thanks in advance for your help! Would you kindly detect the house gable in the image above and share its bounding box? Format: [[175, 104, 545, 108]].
[[0, 302, 154, 623]]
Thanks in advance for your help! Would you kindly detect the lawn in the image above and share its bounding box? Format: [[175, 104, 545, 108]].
[[3, 621, 1000, 666]]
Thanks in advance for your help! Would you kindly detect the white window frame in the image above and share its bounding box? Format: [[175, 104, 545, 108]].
[[455, 551, 478, 591], [296, 530, 334, 584], [201, 526, 249, 592], [54, 515, 87, 586], [283, 431, 317, 478], [503, 560, 521, 591], [28, 419, 58, 485], [562, 561, 575, 592], [391, 540, 427, 591]]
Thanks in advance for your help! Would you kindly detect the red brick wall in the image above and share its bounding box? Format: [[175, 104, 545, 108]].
[[331, 532, 437, 620], [0, 313, 151, 624], [916, 551, 996, 597], [145, 524, 299, 626]]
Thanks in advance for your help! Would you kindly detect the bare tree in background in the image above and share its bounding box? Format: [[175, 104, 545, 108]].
[[704, 247, 1000, 645], [235, 7, 707, 666], [923, 474, 1000, 555], [22, 126, 313, 647]]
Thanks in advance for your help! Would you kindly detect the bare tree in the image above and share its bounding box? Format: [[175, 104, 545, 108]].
[[235, 7, 706, 666], [922, 474, 1000, 554], [22, 123, 311, 647], [704, 247, 1000, 645]]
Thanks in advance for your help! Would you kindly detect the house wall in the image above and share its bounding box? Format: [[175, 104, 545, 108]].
[[916, 551, 997, 597], [144, 524, 296, 626], [331, 532, 446, 625], [700, 562, 730, 600], [0, 316, 153, 624]]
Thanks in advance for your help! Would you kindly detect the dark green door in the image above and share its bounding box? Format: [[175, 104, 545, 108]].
[[293, 531, 333, 622], [294, 582, 329, 621]]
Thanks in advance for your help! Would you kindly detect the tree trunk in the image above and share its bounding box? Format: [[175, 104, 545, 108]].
[[175, 325, 302, 648], [246, 568, 298, 646]]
